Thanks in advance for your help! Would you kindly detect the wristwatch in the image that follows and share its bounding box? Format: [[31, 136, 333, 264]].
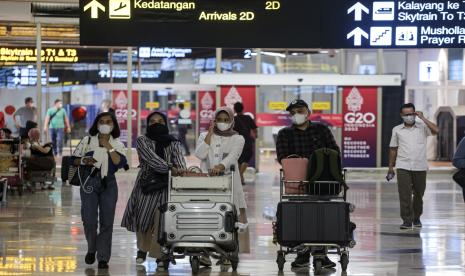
[[108, 148, 116, 153]]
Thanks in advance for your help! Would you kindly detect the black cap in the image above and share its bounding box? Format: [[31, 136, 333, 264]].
[[286, 99, 309, 111]]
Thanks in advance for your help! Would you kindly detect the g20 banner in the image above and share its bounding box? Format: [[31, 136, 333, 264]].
[[342, 86, 378, 167], [220, 86, 256, 118], [112, 90, 139, 147], [197, 91, 216, 134]]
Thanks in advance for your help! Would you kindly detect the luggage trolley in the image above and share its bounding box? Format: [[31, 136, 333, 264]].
[[0, 138, 23, 196], [159, 165, 239, 274], [274, 169, 356, 274]]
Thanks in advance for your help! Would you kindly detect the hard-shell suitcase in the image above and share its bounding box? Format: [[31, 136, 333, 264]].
[[276, 201, 351, 247], [171, 175, 230, 191], [169, 173, 234, 203], [159, 201, 238, 252]]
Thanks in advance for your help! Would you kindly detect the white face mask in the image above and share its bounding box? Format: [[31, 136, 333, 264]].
[[98, 124, 113, 134], [216, 122, 231, 131], [402, 115, 416, 125], [291, 113, 308, 125]]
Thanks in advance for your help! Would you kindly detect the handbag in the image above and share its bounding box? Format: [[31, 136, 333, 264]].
[[281, 154, 309, 194], [69, 137, 92, 186], [141, 171, 169, 194], [70, 165, 97, 192], [453, 169, 465, 188]]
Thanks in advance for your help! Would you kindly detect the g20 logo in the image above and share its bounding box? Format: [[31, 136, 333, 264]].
[[344, 112, 376, 124], [200, 110, 214, 119], [115, 109, 137, 118]]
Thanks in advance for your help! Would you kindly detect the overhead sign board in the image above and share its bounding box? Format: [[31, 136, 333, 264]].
[[80, 0, 321, 48], [326, 0, 465, 48], [0, 47, 79, 63], [80, 0, 465, 48], [138, 47, 193, 58]]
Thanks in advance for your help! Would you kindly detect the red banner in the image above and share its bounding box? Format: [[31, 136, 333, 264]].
[[220, 86, 256, 118], [112, 90, 139, 147], [197, 91, 216, 134], [342, 87, 378, 167], [256, 113, 343, 127]]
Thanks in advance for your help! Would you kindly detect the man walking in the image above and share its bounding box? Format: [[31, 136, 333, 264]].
[[387, 103, 439, 229], [276, 99, 340, 269], [43, 99, 71, 157], [233, 102, 257, 184], [13, 97, 38, 137]]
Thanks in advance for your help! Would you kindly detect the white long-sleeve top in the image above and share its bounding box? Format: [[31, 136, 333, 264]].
[[195, 132, 247, 210]]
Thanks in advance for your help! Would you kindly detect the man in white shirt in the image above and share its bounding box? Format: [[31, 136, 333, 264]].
[[387, 103, 439, 230]]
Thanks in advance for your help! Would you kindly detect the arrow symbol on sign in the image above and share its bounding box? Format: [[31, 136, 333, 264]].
[[13, 67, 20, 76], [84, 0, 105, 19], [347, 2, 369, 21], [347, 27, 369, 46]]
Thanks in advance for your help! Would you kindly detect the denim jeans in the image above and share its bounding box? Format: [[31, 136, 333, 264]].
[[49, 128, 64, 156], [80, 174, 118, 262]]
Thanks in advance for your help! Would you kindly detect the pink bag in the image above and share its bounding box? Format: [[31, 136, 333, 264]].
[[281, 155, 308, 194]]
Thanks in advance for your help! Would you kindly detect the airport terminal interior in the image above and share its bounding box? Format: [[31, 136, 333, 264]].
[[2, 0, 465, 275]]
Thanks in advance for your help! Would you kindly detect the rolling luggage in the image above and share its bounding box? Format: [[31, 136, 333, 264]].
[[276, 201, 352, 248], [61, 156, 72, 182], [159, 201, 238, 252]]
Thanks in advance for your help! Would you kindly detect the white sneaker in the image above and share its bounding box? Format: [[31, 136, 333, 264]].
[[236, 222, 249, 233]]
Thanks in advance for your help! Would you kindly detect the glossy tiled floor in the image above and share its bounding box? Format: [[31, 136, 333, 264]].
[[1, 156, 464, 276]]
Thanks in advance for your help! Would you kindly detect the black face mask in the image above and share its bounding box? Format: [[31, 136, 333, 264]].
[[146, 123, 169, 139]]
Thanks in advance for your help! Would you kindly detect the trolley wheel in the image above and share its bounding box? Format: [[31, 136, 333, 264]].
[[276, 251, 285, 271], [220, 264, 229, 272], [191, 256, 199, 274], [313, 259, 322, 275], [340, 253, 349, 271]]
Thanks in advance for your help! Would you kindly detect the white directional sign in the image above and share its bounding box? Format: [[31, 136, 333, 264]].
[[347, 27, 369, 46], [347, 2, 370, 21], [395, 27, 418, 46], [340, 0, 465, 48], [370, 27, 392, 46], [372, 2, 395, 21], [84, 0, 105, 19]]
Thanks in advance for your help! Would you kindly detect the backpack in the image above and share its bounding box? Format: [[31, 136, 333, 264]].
[[307, 148, 345, 196]]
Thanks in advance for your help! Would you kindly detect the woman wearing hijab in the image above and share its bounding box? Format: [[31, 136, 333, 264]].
[[72, 112, 127, 269], [121, 111, 186, 270], [195, 106, 249, 266]]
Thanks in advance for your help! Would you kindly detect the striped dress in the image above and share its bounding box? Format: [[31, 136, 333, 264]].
[[121, 135, 186, 233]]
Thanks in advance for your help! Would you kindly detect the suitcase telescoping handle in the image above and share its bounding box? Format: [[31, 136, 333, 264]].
[[230, 165, 235, 204]]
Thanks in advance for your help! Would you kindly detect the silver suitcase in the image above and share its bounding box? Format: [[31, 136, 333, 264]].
[[159, 201, 238, 252]]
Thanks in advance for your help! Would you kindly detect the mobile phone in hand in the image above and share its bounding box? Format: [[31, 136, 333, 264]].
[[386, 172, 395, 181]]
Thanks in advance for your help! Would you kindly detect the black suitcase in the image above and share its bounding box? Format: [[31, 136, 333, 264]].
[[61, 156, 72, 182], [276, 201, 351, 248]]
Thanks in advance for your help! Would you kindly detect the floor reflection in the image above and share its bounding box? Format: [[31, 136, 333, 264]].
[[0, 159, 464, 275]]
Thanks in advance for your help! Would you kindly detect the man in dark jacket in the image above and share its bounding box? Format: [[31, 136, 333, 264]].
[[276, 99, 340, 269]]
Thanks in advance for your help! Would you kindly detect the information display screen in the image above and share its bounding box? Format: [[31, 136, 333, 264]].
[[80, 0, 321, 47], [80, 0, 465, 48]]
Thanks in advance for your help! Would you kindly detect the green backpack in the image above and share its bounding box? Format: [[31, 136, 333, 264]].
[[307, 148, 345, 195]]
